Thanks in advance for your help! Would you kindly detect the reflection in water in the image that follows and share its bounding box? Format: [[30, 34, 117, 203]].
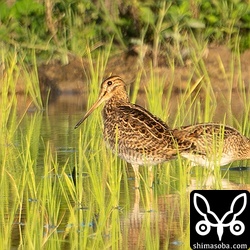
[[2, 94, 250, 249], [121, 187, 188, 249]]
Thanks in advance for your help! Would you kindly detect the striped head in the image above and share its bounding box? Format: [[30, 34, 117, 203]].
[[74, 76, 128, 128]]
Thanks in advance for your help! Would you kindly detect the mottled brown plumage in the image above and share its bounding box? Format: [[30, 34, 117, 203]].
[[173, 123, 250, 168], [75, 76, 181, 187]]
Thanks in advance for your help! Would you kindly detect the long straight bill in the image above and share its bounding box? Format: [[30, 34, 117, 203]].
[[74, 95, 105, 129]]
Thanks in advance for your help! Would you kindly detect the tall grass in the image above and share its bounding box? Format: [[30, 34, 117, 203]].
[[0, 51, 18, 137], [20, 50, 43, 110], [0, 49, 43, 113]]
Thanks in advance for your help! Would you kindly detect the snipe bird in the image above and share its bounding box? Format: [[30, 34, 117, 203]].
[[75, 76, 182, 187], [173, 123, 250, 169]]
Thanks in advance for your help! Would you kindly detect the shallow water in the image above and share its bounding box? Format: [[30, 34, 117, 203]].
[[2, 94, 250, 249]]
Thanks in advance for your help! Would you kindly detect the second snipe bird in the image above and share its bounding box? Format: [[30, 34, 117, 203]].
[[75, 76, 186, 187], [173, 123, 250, 169]]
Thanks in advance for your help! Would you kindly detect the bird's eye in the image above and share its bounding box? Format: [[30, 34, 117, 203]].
[[107, 81, 112, 86]]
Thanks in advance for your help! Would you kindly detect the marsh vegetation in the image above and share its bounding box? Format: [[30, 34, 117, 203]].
[[1, 0, 250, 249]]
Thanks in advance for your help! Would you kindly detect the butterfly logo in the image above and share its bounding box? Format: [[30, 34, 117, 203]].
[[193, 193, 247, 241]]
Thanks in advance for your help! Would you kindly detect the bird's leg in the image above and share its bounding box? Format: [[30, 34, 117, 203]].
[[148, 166, 154, 189], [142, 166, 154, 212], [131, 185, 140, 226], [134, 186, 140, 206], [132, 164, 140, 189]]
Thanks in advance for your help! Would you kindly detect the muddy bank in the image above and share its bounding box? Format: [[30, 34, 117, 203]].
[[37, 45, 250, 96]]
